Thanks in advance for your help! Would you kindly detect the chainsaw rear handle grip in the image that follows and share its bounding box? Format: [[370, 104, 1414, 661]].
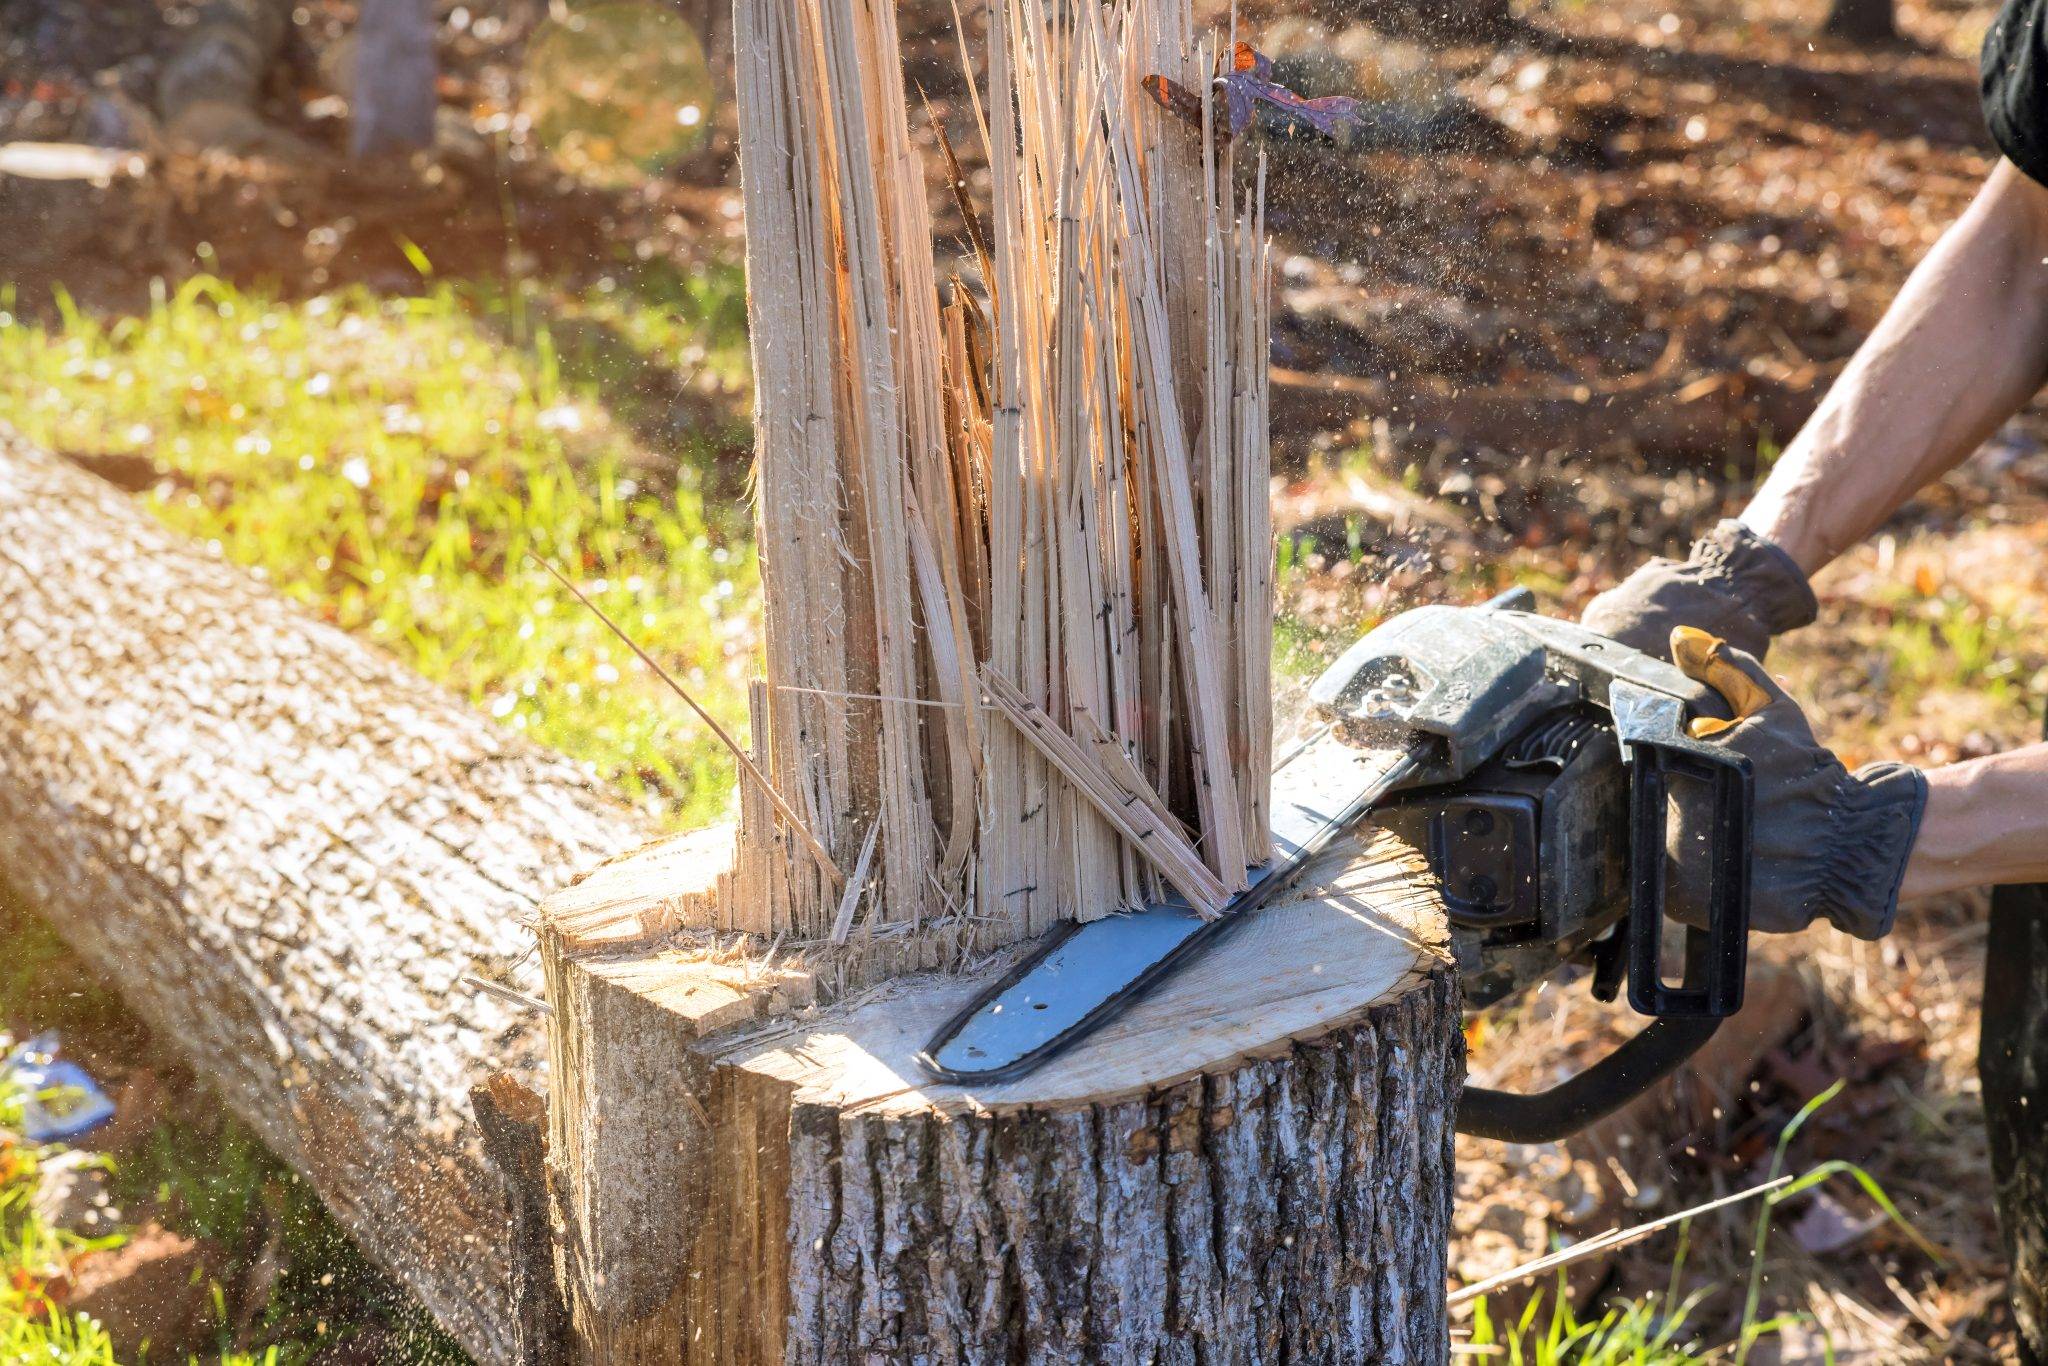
[[1456, 1015, 1722, 1143], [1623, 726, 1753, 1019]]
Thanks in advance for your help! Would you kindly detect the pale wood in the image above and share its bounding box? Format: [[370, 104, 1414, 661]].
[[721, 0, 1277, 956], [722, 827, 1451, 1114], [981, 669, 1228, 914], [0, 428, 652, 1364], [540, 826, 1457, 1362]]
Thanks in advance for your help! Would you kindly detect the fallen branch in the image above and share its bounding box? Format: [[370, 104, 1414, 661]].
[[1447, 1174, 1797, 1307]]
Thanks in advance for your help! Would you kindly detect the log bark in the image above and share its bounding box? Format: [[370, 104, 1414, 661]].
[[351, 0, 439, 157], [0, 427, 653, 1364], [541, 825, 1460, 1362]]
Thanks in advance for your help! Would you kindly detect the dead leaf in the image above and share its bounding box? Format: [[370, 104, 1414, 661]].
[[1789, 1188, 1884, 1255]]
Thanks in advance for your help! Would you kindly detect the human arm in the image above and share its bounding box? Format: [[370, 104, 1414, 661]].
[[1749, 160, 2048, 900], [1900, 743, 2048, 899], [1587, 162, 2048, 657], [1589, 161, 2048, 912], [1743, 159, 2048, 573]]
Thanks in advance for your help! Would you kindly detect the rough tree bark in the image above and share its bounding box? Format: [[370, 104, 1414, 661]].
[[541, 827, 1460, 1362], [0, 427, 652, 1364]]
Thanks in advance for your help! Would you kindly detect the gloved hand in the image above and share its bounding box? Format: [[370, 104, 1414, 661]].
[[1668, 626, 1926, 939], [1583, 521, 1818, 662]]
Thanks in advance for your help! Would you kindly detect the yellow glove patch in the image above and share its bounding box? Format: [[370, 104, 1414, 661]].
[[1670, 625, 1772, 738]]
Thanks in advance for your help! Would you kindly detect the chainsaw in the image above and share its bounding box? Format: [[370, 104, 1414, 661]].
[[916, 587, 1755, 1144]]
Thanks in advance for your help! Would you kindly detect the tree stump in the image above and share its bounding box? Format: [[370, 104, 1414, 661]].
[[541, 826, 1460, 1362]]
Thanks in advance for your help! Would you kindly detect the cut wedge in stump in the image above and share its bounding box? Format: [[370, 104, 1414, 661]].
[[540, 825, 1460, 1362]]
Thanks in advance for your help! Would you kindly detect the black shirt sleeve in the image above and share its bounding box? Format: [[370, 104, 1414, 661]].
[[1985, 0, 2048, 188]]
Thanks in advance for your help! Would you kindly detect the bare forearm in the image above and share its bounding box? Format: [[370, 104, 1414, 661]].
[[1900, 743, 2048, 901], [1744, 160, 2048, 573]]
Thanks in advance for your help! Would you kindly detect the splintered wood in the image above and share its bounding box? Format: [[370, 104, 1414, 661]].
[[728, 0, 1273, 959]]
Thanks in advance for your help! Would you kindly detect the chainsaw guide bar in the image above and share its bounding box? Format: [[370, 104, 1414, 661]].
[[914, 730, 1425, 1085]]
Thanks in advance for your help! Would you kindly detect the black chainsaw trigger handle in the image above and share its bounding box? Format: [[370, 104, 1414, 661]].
[[1618, 700, 1754, 1020], [1456, 1016, 1722, 1143]]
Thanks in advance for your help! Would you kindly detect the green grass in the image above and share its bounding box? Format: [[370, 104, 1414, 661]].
[[1466, 1279, 1713, 1364], [1462, 1082, 1936, 1364], [0, 265, 758, 827], [1875, 583, 2038, 710]]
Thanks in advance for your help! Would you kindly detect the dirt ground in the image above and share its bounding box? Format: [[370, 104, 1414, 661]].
[[5, 0, 2046, 1357]]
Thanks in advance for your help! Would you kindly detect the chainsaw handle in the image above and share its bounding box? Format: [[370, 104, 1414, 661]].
[[1456, 1015, 1722, 1143], [1618, 705, 1753, 1019], [1458, 680, 1751, 1144]]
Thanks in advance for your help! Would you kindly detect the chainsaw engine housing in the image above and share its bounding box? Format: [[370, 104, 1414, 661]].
[[1375, 704, 1629, 1009]]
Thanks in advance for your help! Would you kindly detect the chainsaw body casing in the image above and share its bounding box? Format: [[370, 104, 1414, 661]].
[[1373, 706, 1630, 1009]]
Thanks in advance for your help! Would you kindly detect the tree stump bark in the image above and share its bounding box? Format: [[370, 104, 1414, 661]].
[[0, 428, 653, 1363], [541, 826, 1460, 1362]]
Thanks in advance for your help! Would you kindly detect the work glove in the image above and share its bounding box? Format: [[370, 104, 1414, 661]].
[[1669, 626, 1926, 939], [1583, 521, 1818, 662]]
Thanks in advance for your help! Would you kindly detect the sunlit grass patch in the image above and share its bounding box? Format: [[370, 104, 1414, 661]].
[[1865, 581, 2039, 709], [0, 269, 757, 827]]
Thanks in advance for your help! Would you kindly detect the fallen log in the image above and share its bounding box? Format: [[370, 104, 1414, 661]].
[[541, 825, 1460, 1361], [0, 427, 653, 1363]]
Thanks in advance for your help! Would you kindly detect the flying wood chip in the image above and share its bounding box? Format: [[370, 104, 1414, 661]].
[[1144, 42, 1367, 142]]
